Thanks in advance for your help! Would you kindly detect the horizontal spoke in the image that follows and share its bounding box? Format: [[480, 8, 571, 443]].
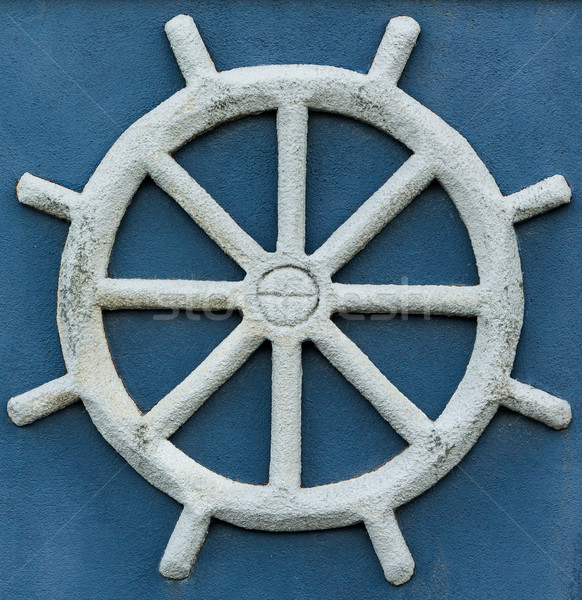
[[97, 278, 243, 311], [269, 339, 303, 490], [145, 321, 264, 437], [148, 153, 268, 271], [312, 322, 433, 443], [311, 154, 433, 274], [331, 284, 482, 317]]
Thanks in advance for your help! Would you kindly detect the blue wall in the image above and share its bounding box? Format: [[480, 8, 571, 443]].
[[0, 2, 580, 598]]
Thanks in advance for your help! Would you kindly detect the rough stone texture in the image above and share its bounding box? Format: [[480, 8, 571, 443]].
[[1, 3, 579, 599], [5, 13, 573, 586]]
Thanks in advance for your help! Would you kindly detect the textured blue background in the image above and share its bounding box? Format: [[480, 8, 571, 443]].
[[0, 1, 580, 598]]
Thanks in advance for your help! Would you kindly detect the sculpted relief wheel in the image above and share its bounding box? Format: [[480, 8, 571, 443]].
[[8, 15, 573, 585]]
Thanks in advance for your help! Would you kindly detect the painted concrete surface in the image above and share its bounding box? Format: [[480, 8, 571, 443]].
[[0, 1, 580, 599]]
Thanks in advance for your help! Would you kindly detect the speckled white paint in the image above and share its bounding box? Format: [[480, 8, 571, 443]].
[[7, 14, 572, 585]]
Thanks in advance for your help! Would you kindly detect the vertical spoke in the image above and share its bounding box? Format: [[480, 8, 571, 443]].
[[276, 103, 309, 254], [269, 339, 303, 490]]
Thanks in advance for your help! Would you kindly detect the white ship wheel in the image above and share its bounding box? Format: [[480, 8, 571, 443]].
[[8, 15, 572, 585]]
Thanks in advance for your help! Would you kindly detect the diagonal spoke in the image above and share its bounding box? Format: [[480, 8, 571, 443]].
[[311, 154, 434, 274], [331, 283, 482, 317], [97, 278, 243, 311], [269, 339, 303, 490], [312, 321, 433, 443], [145, 320, 264, 438], [148, 153, 269, 271], [276, 103, 309, 254]]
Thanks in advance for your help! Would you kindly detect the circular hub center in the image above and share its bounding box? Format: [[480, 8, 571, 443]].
[[257, 266, 319, 326]]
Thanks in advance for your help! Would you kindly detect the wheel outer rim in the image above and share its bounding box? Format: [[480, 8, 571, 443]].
[[57, 65, 523, 530]]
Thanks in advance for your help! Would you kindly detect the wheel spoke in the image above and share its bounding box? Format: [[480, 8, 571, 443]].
[[501, 379, 571, 430], [148, 153, 269, 271], [311, 154, 433, 274], [145, 321, 264, 437], [97, 278, 243, 311], [269, 339, 303, 490], [276, 103, 309, 254], [159, 504, 211, 579], [7, 375, 79, 427], [331, 283, 482, 317], [312, 321, 433, 443], [364, 508, 414, 586]]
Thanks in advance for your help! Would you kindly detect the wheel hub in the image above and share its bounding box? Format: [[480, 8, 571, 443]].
[[256, 265, 320, 326]]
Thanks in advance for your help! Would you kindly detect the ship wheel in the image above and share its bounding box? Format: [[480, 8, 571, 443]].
[[8, 15, 572, 585]]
